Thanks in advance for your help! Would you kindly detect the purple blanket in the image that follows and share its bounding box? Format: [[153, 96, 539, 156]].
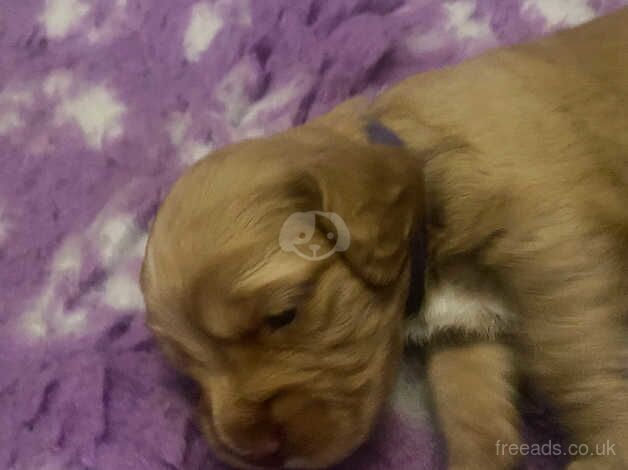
[[1, 1, 626, 469]]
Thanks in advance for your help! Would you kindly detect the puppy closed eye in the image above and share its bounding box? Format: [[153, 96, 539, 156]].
[[266, 308, 297, 330]]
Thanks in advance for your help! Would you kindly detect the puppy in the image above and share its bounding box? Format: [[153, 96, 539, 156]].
[[141, 9, 628, 470]]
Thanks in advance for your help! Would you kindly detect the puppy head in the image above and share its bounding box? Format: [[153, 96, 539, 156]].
[[140, 124, 423, 469]]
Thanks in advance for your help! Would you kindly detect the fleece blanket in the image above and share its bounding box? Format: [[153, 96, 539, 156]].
[[1, 1, 626, 469]]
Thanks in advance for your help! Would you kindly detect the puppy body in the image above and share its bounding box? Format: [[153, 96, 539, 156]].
[[368, 11, 628, 469], [142, 10, 628, 470]]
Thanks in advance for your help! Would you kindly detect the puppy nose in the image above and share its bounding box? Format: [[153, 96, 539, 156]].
[[309, 243, 321, 253]]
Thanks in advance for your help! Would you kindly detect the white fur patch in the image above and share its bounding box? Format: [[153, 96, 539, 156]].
[[184, 2, 223, 62], [57, 85, 125, 149], [405, 266, 514, 344], [41, 0, 90, 39]]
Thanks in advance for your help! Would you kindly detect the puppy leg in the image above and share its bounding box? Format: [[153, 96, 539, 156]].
[[488, 222, 628, 468], [524, 306, 628, 470], [427, 341, 521, 470], [516, 264, 628, 469]]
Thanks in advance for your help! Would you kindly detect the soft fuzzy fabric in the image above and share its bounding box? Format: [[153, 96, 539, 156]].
[[1, 1, 626, 469]]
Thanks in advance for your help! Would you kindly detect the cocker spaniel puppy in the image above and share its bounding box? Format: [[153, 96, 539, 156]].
[[141, 9, 628, 470]]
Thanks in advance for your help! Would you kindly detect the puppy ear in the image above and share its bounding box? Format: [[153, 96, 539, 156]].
[[300, 135, 424, 286]]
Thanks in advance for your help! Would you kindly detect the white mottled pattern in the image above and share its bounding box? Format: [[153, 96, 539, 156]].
[[0, 112, 23, 135], [0, 87, 34, 106], [21, 237, 84, 339], [95, 214, 138, 266], [523, 0, 596, 26], [55, 308, 88, 335], [240, 86, 300, 127], [445, 0, 492, 39], [41, 0, 90, 39], [132, 233, 148, 258], [179, 140, 214, 165], [216, 58, 258, 126], [405, 28, 447, 54], [95, 213, 148, 312], [166, 111, 191, 147], [21, 296, 50, 338], [53, 235, 83, 272], [56, 85, 125, 150], [20, 211, 148, 339], [87, 0, 129, 44], [102, 273, 145, 310], [238, 75, 312, 139], [184, 2, 224, 62], [165, 111, 213, 163], [87, 190, 143, 264], [227, 0, 252, 27], [0, 86, 34, 135], [44, 70, 74, 97], [0, 203, 9, 244]]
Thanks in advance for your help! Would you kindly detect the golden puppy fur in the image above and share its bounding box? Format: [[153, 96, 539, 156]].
[[141, 9, 628, 470]]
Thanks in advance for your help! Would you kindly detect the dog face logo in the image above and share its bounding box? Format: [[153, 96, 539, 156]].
[[279, 211, 350, 261]]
